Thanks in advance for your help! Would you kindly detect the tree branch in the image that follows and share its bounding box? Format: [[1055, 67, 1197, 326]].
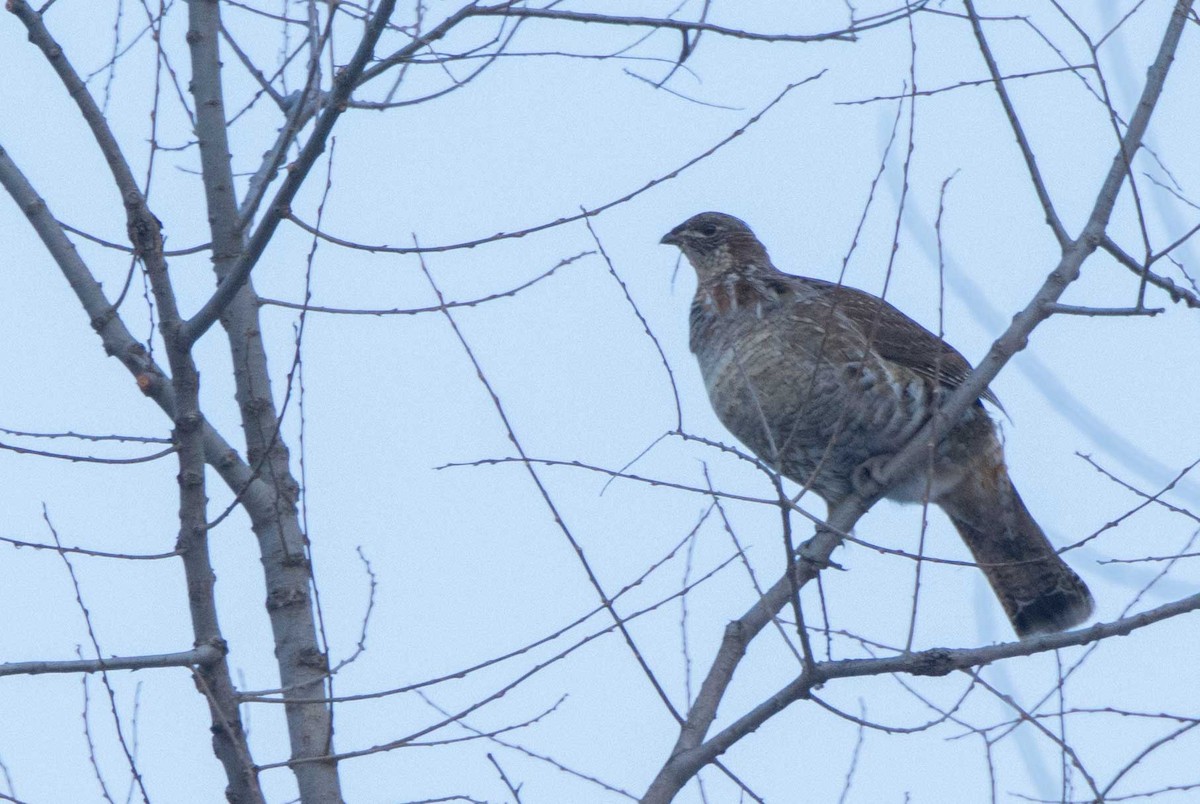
[[684, 589, 1200, 776], [469, 2, 927, 44], [0, 9, 263, 796], [873, 0, 1193, 498], [179, 0, 398, 347], [0, 645, 224, 678], [963, 1, 1069, 246], [181, 1, 351, 799]]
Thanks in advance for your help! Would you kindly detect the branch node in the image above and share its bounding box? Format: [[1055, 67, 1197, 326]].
[[266, 586, 309, 611], [907, 648, 956, 677]]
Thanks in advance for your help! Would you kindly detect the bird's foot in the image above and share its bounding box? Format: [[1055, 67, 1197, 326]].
[[796, 537, 845, 571]]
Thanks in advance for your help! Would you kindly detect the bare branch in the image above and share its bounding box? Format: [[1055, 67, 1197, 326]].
[[0, 533, 177, 560], [180, 0, 399, 347], [838, 64, 1095, 106], [285, 74, 822, 254], [0, 646, 223, 679], [963, 1, 1069, 246], [1102, 235, 1200, 308], [415, 247, 685, 724], [655, 590, 1200, 798], [873, 0, 1193, 499], [6, 1, 155, 227], [487, 753, 524, 804], [0, 441, 176, 464], [469, 2, 928, 44], [1042, 303, 1163, 317], [44, 511, 150, 802], [259, 251, 593, 316]]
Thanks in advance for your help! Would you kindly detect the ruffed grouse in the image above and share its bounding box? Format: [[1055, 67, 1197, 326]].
[[662, 211, 1093, 637]]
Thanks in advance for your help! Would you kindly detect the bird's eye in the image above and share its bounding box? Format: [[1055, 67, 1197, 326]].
[[699, 224, 718, 236]]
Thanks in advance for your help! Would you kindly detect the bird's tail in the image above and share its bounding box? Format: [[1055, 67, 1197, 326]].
[[939, 466, 1093, 638]]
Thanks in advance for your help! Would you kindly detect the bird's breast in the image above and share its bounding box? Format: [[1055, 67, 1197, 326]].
[[688, 288, 941, 490]]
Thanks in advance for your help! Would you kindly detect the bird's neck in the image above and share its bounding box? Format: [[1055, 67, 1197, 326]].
[[691, 248, 787, 322], [690, 237, 775, 286]]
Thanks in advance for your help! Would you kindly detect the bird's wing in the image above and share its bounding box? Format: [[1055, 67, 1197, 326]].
[[795, 276, 1002, 409]]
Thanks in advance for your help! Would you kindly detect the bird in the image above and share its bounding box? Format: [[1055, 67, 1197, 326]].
[[661, 211, 1093, 638]]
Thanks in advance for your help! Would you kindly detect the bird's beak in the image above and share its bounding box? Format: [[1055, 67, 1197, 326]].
[[660, 228, 683, 246]]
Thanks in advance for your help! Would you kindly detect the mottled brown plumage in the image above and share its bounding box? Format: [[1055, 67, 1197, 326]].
[[662, 211, 1093, 638]]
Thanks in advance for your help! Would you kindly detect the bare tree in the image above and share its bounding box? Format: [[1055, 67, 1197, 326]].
[[1, 1, 1198, 802]]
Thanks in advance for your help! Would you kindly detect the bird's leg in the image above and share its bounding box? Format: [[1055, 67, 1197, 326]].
[[851, 453, 892, 496]]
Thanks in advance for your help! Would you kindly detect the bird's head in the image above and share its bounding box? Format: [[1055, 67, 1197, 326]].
[[660, 212, 769, 281]]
